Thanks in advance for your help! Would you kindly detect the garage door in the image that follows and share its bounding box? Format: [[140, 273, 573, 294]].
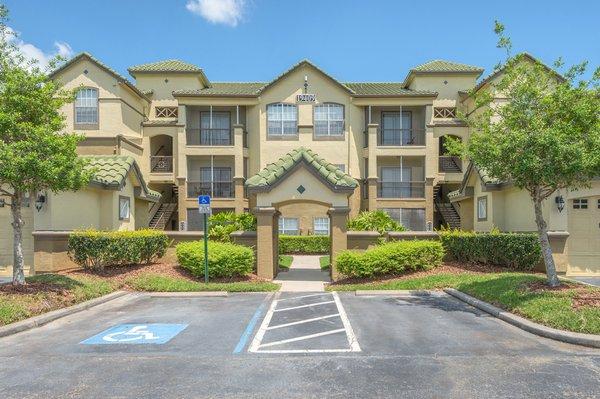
[[568, 197, 600, 275]]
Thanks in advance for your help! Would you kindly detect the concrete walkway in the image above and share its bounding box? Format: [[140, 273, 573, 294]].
[[572, 277, 600, 287], [274, 255, 331, 292]]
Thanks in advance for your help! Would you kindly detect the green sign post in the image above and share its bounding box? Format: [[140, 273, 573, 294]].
[[198, 195, 211, 283]]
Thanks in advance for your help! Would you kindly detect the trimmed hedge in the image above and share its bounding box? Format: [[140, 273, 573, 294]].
[[68, 229, 170, 271], [336, 240, 444, 278], [279, 235, 330, 254], [176, 241, 254, 278], [347, 210, 406, 233], [439, 230, 542, 270], [208, 212, 256, 242]]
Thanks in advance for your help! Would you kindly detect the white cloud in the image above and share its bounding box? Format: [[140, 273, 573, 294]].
[[186, 0, 246, 27], [3, 26, 73, 70]]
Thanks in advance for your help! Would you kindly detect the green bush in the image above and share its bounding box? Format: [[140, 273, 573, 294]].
[[336, 240, 444, 278], [347, 210, 406, 233], [279, 235, 330, 254], [439, 229, 541, 270], [68, 229, 170, 271], [176, 241, 254, 278], [208, 212, 256, 242]]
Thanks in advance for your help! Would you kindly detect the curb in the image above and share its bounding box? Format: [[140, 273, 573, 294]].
[[0, 291, 130, 338], [444, 288, 600, 349], [146, 291, 228, 297], [355, 290, 441, 297]]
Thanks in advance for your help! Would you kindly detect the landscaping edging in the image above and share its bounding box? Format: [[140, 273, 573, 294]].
[[0, 290, 129, 338], [444, 288, 600, 349]]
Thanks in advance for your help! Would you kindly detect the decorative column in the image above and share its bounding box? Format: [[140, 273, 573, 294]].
[[233, 123, 245, 214], [328, 206, 350, 281], [367, 123, 379, 211], [254, 207, 279, 279]]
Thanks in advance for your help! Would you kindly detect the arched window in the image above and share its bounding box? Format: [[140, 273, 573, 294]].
[[75, 88, 98, 125], [267, 103, 297, 136], [314, 103, 344, 137]]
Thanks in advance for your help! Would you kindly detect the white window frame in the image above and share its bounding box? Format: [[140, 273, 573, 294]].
[[313, 217, 330, 235], [75, 88, 99, 125], [477, 196, 488, 221], [314, 103, 344, 137], [267, 103, 297, 136], [119, 196, 130, 221], [278, 217, 299, 235]]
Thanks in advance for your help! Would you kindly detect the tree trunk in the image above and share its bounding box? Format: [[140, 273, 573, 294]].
[[10, 191, 25, 285], [533, 197, 560, 287]]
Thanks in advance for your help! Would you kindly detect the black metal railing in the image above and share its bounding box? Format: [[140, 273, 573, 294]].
[[186, 128, 232, 146], [378, 128, 425, 146], [438, 156, 462, 173], [377, 181, 425, 198], [150, 156, 173, 173], [187, 181, 234, 198]]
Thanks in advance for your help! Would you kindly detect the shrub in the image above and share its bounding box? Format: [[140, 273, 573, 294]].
[[176, 241, 254, 278], [439, 229, 542, 270], [208, 212, 256, 242], [336, 240, 444, 278], [347, 210, 406, 233], [279, 235, 330, 254], [68, 229, 170, 271]]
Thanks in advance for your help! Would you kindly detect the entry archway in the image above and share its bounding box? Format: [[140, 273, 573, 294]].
[[245, 148, 357, 280]]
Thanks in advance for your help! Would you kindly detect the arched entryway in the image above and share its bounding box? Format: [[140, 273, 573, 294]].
[[245, 148, 357, 281]]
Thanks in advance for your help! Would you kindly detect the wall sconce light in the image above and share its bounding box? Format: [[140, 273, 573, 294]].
[[35, 194, 46, 212], [0, 198, 5, 207], [555, 195, 565, 213]]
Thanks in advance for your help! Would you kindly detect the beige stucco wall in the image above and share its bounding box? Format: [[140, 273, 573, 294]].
[[0, 203, 34, 272]]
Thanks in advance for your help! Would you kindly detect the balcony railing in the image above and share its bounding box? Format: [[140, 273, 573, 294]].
[[150, 156, 173, 173], [186, 128, 232, 146], [378, 181, 425, 198], [187, 181, 234, 198], [438, 156, 462, 173], [378, 128, 425, 146]]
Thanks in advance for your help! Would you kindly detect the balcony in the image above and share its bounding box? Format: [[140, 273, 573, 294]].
[[378, 128, 425, 146], [186, 128, 232, 146], [150, 156, 173, 173], [378, 181, 425, 198], [438, 156, 462, 173], [187, 181, 234, 198]]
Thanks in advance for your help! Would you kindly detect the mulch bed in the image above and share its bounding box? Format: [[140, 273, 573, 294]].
[[329, 261, 511, 286], [0, 282, 70, 295], [522, 281, 600, 310]]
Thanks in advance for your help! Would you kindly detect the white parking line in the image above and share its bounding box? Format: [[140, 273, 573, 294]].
[[276, 293, 329, 302], [248, 292, 361, 353]]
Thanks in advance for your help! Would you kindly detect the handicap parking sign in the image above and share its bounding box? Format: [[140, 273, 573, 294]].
[[81, 323, 188, 345]]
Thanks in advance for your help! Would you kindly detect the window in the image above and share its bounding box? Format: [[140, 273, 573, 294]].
[[573, 199, 588, 209], [199, 167, 232, 198], [381, 111, 413, 145], [380, 208, 426, 231], [75, 88, 98, 125], [119, 196, 130, 221], [598, 199, 600, 209], [433, 107, 457, 118], [313, 217, 330, 235], [156, 106, 178, 118], [279, 217, 299, 235], [200, 111, 231, 145], [477, 196, 488, 221], [267, 103, 297, 136], [314, 103, 344, 136]]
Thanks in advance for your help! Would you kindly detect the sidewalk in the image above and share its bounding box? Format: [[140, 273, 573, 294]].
[[274, 255, 330, 292]]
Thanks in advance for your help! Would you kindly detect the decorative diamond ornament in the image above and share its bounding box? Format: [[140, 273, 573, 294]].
[[297, 185, 306, 194]]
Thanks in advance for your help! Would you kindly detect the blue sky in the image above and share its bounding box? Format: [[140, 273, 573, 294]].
[[4, 0, 599, 82]]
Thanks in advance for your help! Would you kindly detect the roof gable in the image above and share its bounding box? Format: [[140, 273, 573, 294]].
[[246, 147, 358, 193], [403, 59, 484, 87]]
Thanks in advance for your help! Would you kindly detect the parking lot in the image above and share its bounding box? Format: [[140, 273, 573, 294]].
[[0, 292, 599, 398]]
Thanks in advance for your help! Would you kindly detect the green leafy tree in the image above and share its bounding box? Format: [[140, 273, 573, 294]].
[[0, 6, 91, 284], [458, 22, 600, 286]]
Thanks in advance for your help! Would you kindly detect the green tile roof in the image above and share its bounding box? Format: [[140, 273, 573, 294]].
[[412, 60, 484, 73], [343, 82, 437, 97], [173, 82, 267, 97], [245, 147, 358, 192], [83, 155, 160, 201], [128, 59, 202, 73]]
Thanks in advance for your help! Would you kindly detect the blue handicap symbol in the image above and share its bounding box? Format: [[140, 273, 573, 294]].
[[81, 323, 188, 345], [198, 195, 211, 205]]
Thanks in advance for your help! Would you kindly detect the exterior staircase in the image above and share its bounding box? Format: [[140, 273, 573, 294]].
[[149, 203, 177, 230], [438, 156, 462, 173], [434, 185, 461, 229]]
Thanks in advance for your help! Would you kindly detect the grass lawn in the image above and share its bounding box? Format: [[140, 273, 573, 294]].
[[279, 255, 293, 270], [328, 270, 600, 335], [0, 274, 116, 326], [320, 255, 330, 271], [126, 273, 280, 292]]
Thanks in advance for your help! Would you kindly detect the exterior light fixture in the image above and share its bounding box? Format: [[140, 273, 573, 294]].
[[304, 75, 309, 94], [555, 195, 565, 213], [35, 194, 46, 212], [0, 198, 4, 207]]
